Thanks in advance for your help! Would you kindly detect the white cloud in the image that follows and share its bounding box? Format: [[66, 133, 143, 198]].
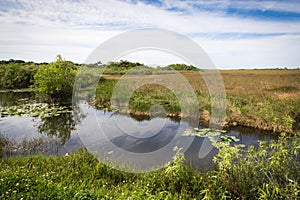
[[0, 0, 299, 68], [161, 0, 300, 14], [0, 22, 121, 63], [117, 50, 190, 67], [199, 34, 300, 68], [227, 0, 300, 13]]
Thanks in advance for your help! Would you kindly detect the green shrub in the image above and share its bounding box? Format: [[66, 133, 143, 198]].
[[207, 132, 300, 199], [32, 55, 77, 103]]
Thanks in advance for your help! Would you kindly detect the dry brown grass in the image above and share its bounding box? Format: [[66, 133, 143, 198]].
[[220, 69, 300, 99], [180, 69, 300, 100]]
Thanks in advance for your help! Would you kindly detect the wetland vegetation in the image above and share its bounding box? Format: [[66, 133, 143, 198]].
[[95, 68, 300, 133], [1, 133, 299, 199], [0, 56, 299, 199]]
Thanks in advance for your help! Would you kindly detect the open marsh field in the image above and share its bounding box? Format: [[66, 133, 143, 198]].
[[220, 69, 300, 99], [221, 69, 300, 131], [96, 69, 300, 132]]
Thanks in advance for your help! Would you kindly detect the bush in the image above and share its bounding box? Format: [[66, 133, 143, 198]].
[[32, 55, 77, 103], [0, 60, 39, 89], [207, 132, 300, 199]]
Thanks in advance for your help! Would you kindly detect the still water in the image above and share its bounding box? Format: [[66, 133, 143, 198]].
[[0, 91, 277, 171]]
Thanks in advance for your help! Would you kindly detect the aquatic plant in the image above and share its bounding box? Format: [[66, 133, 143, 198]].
[[0, 103, 72, 118]]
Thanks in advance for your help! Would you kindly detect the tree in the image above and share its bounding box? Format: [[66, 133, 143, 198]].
[[0, 61, 39, 89], [32, 55, 77, 103]]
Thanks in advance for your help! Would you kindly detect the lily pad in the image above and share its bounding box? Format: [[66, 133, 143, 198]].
[[0, 103, 72, 118]]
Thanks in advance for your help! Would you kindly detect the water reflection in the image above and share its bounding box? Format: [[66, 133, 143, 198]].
[[0, 92, 86, 144], [224, 126, 277, 148], [0, 91, 37, 107], [36, 112, 82, 144]]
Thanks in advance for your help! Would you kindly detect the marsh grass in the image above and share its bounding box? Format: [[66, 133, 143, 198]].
[[129, 84, 181, 114], [220, 70, 300, 132], [94, 70, 300, 132]]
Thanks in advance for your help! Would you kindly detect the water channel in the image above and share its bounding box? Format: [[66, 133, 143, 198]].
[[0, 91, 277, 171]]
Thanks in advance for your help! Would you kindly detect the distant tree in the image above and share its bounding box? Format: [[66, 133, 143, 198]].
[[164, 64, 200, 71], [32, 55, 77, 103], [104, 60, 145, 75]]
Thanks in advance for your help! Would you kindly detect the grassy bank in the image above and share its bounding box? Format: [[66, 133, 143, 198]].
[[1, 133, 299, 199], [95, 69, 300, 133]]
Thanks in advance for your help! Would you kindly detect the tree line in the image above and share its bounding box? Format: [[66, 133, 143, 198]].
[[0, 56, 200, 103]]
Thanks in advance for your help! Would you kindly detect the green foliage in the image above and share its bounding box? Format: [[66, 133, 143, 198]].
[[163, 63, 200, 71], [32, 55, 77, 103], [96, 60, 199, 75], [272, 116, 295, 133], [104, 60, 145, 75], [95, 77, 117, 109], [227, 95, 299, 132], [95, 80, 183, 114], [128, 85, 181, 114], [0, 60, 39, 89], [206, 133, 300, 199]]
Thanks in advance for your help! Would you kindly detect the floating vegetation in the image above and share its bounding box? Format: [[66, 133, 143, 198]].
[[182, 127, 244, 148], [182, 127, 226, 137], [0, 103, 72, 118]]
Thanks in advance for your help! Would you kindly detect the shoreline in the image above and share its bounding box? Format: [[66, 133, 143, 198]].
[[98, 106, 287, 134]]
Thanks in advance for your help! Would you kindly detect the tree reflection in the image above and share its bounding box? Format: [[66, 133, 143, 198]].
[[36, 108, 85, 144], [0, 91, 36, 107]]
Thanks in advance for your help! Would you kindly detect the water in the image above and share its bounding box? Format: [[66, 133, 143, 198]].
[[0, 91, 277, 171], [0, 91, 36, 107]]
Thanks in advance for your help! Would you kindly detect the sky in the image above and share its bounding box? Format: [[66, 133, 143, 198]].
[[1, 0, 300, 69]]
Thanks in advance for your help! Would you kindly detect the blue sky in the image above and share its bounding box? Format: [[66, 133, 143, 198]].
[[1, 0, 300, 69]]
